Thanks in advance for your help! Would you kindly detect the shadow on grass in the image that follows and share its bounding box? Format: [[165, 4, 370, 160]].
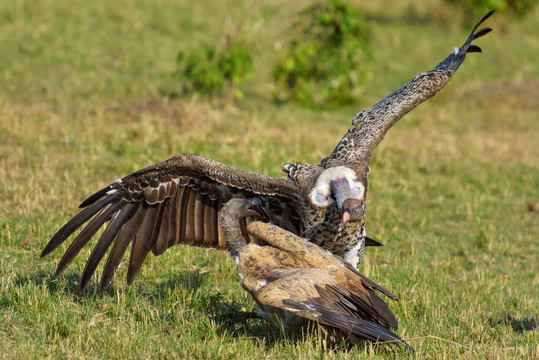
[[29, 269, 398, 355], [488, 314, 538, 333], [27, 267, 210, 304], [207, 302, 399, 356]]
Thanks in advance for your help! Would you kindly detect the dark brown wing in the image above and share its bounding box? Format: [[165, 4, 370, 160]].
[[253, 268, 412, 351], [323, 11, 494, 171], [41, 153, 300, 292]]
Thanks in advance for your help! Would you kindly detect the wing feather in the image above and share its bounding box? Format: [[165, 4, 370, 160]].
[[282, 296, 411, 350], [149, 202, 167, 256], [183, 189, 197, 245], [253, 269, 411, 351], [203, 198, 218, 247], [153, 200, 172, 256], [41, 192, 121, 258], [80, 202, 139, 291], [100, 203, 144, 291], [42, 154, 301, 290], [176, 187, 189, 246], [165, 194, 180, 250], [323, 11, 494, 170], [54, 201, 121, 278], [193, 193, 205, 244], [127, 204, 160, 285]]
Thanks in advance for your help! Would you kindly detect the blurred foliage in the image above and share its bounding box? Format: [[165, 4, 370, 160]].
[[445, 0, 537, 18], [177, 35, 254, 99], [272, 0, 372, 108]]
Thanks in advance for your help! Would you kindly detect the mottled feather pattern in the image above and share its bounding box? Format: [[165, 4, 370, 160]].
[[281, 162, 324, 196], [324, 10, 494, 172], [220, 200, 411, 350], [247, 221, 395, 302]]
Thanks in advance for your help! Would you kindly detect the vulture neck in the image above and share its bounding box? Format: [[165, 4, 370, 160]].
[[220, 215, 247, 262]]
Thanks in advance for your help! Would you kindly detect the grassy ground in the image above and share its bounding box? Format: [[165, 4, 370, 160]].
[[1, 0, 537, 358]]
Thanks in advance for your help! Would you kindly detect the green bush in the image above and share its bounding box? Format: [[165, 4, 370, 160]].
[[177, 36, 254, 99], [445, 0, 537, 17], [273, 0, 372, 108]]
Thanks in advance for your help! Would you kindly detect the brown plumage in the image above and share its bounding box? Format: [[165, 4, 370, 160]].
[[41, 12, 494, 292], [220, 198, 413, 351]]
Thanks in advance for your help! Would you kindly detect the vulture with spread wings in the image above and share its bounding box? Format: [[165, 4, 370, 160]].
[[41, 12, 494, 292]]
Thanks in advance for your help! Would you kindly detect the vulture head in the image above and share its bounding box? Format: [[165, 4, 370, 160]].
[[220, 197, 261, 260], [309, 166, 366, 225]]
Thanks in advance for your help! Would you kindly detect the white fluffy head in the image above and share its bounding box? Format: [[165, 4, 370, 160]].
[[309, 166, 365, 208]]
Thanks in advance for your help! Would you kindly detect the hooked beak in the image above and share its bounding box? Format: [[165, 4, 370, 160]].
[[241, 198, 262, 219], [330, 178, 364, 226], [341, 198, 363, 226]]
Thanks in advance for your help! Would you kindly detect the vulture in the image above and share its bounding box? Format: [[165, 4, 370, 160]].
[[219, 198, 413, 351], [41, 12, 494, 292]]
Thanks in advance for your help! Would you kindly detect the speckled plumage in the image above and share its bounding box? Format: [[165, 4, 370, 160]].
[[41, 12, 494, 292], [220, 198, 413, 350]]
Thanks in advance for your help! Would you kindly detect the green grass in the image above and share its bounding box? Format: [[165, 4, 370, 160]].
[[1, 0, 538, 358]]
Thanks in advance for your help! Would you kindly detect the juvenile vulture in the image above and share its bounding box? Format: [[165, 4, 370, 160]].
[[41, 12, 494, 292], [220, 198, 413, 351]]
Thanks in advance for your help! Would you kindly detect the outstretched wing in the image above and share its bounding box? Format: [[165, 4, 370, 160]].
[[323, 11, 494, 170], [41, 153, 300, 292]]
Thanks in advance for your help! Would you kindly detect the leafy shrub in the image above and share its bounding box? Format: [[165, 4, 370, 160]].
[[445, 0, 537, 17], [273, 0, 372, 108], [177, 35, 254, 99]]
